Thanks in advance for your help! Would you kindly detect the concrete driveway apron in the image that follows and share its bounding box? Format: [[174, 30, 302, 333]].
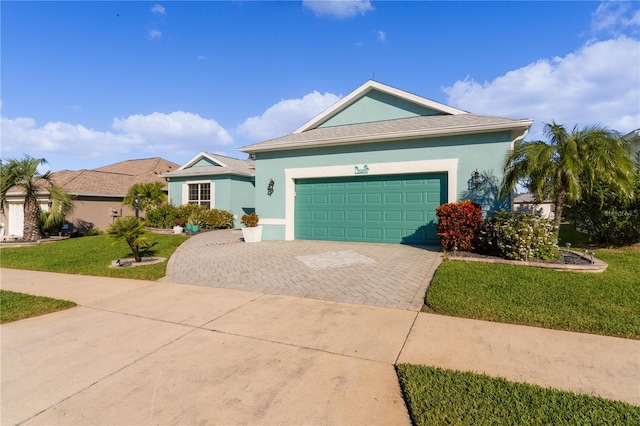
[[160, 229, 442, 311]]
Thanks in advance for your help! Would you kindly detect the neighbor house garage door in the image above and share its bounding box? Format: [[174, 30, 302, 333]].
[[295, 173, 447, 244]]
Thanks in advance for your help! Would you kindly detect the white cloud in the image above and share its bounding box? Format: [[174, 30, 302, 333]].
[[443, 36, 640, 140], [592, 1, 639, 35], [150, 4, 166, 15], [236, 91, 341, 141], [377, 30, 386, 42], [0, 117, 141, 158], [196, 55, 207, 60], [147, 28, 161, 40], [303, 0, 374, 19], [112, 111, 233, 148], [1, 111, 233, 160]]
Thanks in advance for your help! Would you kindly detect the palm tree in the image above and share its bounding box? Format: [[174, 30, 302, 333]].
[[0, 155, 74, 241], [106, 216, 151, 262], [501, 122, 636, 235], [122, 182, 167, 214]]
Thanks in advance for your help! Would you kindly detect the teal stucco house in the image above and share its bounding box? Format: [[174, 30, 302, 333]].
[[238, 80, 532, 244], [161, 153, 255, 228]]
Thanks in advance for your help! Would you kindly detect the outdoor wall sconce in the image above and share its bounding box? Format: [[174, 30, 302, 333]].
[[267, 179, 275, 196], [472, 169, 482, 189], [134, 193, 140, 218]]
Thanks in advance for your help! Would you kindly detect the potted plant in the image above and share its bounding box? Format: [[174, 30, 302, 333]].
[[241, 212, 262, 242], [186, 212, 202, 233]]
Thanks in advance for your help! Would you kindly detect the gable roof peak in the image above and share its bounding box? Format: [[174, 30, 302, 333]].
[[293, 80, 468, 134]]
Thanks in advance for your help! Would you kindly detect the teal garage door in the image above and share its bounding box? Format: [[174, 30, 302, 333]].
[[295, 173, 447, 244]]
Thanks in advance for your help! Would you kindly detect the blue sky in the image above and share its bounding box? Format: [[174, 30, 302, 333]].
[[2, 1, 639, 172]]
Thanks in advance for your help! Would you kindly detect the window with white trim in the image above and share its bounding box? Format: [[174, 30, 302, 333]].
[[188, 183, 210, 208]]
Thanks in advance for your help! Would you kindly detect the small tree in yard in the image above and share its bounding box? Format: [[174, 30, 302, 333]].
[[436, 200, 483, 252], [0, 155, 74, 241], [123, 182, 167, 214], [501, 122, 635, 237], [566, 171, 640, 245], [107, 217, 151, 262]]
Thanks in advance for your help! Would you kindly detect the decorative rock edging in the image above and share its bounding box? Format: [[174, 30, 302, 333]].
[[0, 236, 70, 248], [447, 250, 607, 273], [109, 257, 166, 268]]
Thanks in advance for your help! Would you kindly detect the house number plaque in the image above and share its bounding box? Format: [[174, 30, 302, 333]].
[[354, 164, 369, 175]]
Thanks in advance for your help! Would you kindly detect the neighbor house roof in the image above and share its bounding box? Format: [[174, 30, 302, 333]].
[[6, 157, 180, 198], [161, 152, 255, 179], [240, 113, 533, 154], [513, 193, 552, 204]]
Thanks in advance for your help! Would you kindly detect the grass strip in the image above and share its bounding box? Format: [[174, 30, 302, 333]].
[[0, 233, 188, 280], [425, 249, 640, 339], [1, 290, 76, 323], [397, 364, 640, 426]]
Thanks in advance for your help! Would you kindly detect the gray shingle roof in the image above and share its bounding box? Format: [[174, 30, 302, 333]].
[[240, 114, 533, 153], [161, 153, 255, 178], [7, 157, 180, 197]]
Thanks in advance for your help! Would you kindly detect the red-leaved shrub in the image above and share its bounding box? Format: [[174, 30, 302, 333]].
[[436, 200, 483, 251]]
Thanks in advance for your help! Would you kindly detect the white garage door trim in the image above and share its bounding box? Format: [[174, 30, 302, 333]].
[[282, 158, 458, 240]]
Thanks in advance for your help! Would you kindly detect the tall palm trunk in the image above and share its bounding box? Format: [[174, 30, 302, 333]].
[[128, 240, 142, 262], [553, 188, 566, 237], [23, 194, 41, 241]]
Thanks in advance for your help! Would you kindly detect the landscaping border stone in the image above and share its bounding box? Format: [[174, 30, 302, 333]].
[[447, 250, 607, 273]]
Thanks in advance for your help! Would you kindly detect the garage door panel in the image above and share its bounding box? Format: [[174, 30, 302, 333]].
[[365, 193, 382, 204], [329, 211, 345, 221], [385, 211, 402, 222], [405, 211, 424, 222], [313, 194, 328, 204], [405, 192, 424, 203], [295, 173, 446, 244], [385, 193, 402, 203], [330, 194, 345, 204], [365, 211, 382, 221], [313, 211, 328, 221], [347, 193, 363, 204], [329, 228, 346, 238], [348, 228, 364, 238], [365, 228, 383, 239], [384, 229, 403, 240], [347, 211, 363, 221]]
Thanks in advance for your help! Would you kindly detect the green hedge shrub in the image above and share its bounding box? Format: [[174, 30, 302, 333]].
[[146, 204, 179, 229], [146, 204, 234, 230], [566, 172, 640, 245], [478, 211, 560, 261], [435, 200, 483, 251]]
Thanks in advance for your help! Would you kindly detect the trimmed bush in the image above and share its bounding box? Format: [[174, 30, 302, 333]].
[[435, 200, 483, 251], [566, 172, 640, 245], [200, 208, 235, 229], [479, 211, 560, 261], [146, 204, 179, 229], [145, 204, 235, 230]]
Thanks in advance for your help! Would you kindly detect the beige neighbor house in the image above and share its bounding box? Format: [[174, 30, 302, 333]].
[[2, 157, 179, 238], [624, 129, 640, 166], [513, 193, 555, 219]]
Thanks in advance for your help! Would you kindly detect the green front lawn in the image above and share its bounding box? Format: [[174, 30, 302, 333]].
[[1, 290, 76, 323], [0, 233, 188, 280], [397, 364, 640, 426], [425, 248, 640, 339]]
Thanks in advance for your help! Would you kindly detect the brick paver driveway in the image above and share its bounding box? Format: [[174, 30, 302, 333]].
[[161, 229, 442, 311]]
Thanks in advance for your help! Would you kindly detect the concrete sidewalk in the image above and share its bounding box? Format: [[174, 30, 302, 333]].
[[1, 269, 638, 425]]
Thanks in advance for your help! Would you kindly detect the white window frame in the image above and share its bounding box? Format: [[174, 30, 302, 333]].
[[182, 180, 215, 209]]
